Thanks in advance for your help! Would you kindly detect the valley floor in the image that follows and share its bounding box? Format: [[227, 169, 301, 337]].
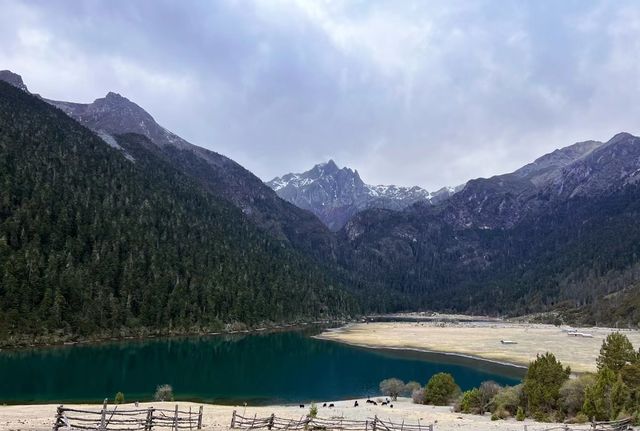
[[316, 319, 640, 373], [0, 398, 577, 431]]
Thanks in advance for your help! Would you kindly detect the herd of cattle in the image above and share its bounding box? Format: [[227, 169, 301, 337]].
[[298, 399, 394, 409]]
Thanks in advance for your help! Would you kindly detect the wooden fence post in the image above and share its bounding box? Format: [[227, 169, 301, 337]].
[[373, 415, 377, 431], [428, 424, 433, 431], [523, 425, 527, 431], [53, 405, 63, 431], [230, 410, 237, 429], [100, 398, 108, 431], [173, 405, 179, 431], [145, 407, 154, 431], [197, 406, 203, 430], [268, 413, 275, 430]]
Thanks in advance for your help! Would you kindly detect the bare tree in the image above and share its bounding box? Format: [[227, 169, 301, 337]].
[[379, 378, 405, 400]]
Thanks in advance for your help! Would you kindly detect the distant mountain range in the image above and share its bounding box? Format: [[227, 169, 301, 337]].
[[268, 160, 460, 230], [2, 68, 640, 344]]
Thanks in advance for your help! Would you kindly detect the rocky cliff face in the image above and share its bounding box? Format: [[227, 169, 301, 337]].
[[0, 70, 29, 92], [268, 160, 437, 230]]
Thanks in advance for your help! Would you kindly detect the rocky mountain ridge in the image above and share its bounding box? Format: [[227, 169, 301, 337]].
[[268, 160, 456, 230]]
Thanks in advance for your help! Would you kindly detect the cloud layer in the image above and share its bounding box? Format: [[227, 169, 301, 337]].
[[2, 0, 640, 190]]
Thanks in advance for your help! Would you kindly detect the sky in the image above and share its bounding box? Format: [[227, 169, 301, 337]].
[[1, 0, 640, 190]]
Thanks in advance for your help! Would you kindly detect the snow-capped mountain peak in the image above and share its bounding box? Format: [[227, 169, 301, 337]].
[[267, 161, 455, 230]]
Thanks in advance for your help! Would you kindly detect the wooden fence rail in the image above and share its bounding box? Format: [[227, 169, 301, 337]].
[[53, 400, 203, 431], [229, 411, 433, 431], [519, 417, 632, 431], [231, 411, 633, 431]]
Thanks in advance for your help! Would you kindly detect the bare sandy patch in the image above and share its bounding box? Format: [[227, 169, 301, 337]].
[[0, 398, 577, 431]]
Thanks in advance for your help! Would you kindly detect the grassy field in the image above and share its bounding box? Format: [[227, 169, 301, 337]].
[[317, 320, 640, 373]]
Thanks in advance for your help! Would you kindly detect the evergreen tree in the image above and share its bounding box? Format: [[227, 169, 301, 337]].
[[523, 353, 570, 416]]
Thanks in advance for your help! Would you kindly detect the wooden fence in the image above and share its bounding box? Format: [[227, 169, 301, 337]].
[[229, 411, 433, 431], [520, 417, 632, 431], [53, 400, 203, 431]]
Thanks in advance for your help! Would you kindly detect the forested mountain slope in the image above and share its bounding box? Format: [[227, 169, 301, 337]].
[[44, 89, 338, 262], [0, 81, 356, 346], [340, 133, 640, 325]]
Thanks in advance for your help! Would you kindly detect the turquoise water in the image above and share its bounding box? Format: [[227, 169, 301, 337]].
[[0, 329, 523, 404]]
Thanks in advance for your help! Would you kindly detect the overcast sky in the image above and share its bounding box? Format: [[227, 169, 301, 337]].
[[2, 0, 640, 190]]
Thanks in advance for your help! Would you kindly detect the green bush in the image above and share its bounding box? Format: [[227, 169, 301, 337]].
[[308, 403, 318, 418], [154, 384, 174, 401], [424, 373, 461, 406], [114, 392, 125, 404], [459, 388, 482, 414], [516, 407, 525, 421]]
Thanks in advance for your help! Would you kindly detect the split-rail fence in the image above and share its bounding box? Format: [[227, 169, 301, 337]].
[[229, 411, 433, 431], [230, 411, 633, 431], [53, 400, 203, 431]]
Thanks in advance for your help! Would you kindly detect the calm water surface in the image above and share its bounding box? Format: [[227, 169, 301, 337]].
[[0, 329, 523, 404]]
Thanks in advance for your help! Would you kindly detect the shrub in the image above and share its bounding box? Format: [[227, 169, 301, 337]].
[[308, 403, 318, 418], [516, 407, 525, 421], [404, 381, 422, 396], [154, 384, 174, 401], [411, 388, 425, 404], [560, 374, 595, 416], [478, 381, 501, 413], [572, 412, 589, 424], [523, 353, 570, 416], [424, 373, 460, 406], [493, 406, 510, 420], [458, 388, 482, 414], [379, 378, 405, 400], [114, 391, 125, 405], [492, 384, 522, 416]]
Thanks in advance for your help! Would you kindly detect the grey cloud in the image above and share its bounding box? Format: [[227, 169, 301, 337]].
[[1, 0, 640, 190]]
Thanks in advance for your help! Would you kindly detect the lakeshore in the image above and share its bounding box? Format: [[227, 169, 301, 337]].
[[316, 320, 640, 373], [0, 398, 571, 431]]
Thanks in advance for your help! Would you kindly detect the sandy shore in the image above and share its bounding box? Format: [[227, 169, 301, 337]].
[[316, 321, 640, 373], [0, 398, 576, 431]]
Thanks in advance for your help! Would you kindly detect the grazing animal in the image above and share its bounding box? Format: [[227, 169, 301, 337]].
[[299, 405, 304, 408], [366, 400, 373, 404], [354, 401, 359, 407], [371, 401, 378, 406], [329, 403, 335, 408], [381, 401, 387, 406], [322, 403, 327, 407], [390, 404, 393, 408]]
